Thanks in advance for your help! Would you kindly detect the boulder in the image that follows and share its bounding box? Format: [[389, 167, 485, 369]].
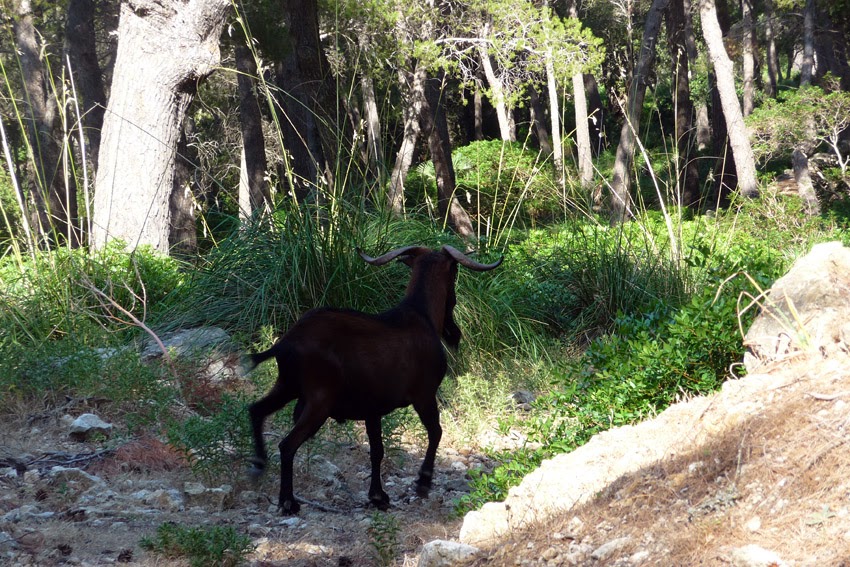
[[68, 413, 113, 441], [418, 540, 479, 567], [744, 241, 850, 372]]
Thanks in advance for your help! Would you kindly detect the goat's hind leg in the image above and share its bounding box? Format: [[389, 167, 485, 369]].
[[278, 406, 327, 514], [247, 380, 297, 478], [413, 397, 442, 497], [365, 416, 390, 510]]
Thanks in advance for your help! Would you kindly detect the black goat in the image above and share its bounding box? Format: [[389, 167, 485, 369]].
[[245, 245, 502, 514]]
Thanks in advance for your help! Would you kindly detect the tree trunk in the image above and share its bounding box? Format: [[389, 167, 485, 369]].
[[572, 72, 594, 191], [546, 53, 564, 188], [92, 0, 230, 252], [741, 0, 755, 116], [473, 84, 484, 141], [170, 120, 198, 255], [388, 63, 428, 217], [528, 87, 553, 156], [14, 0, 80, 247], [235, 44, 270, 218], [479, 36, 514, 142], [800, 0, 815, 86], [682, 0, 711, 151], [361, 72, 384, 183], [812, 7, 850, 90], [792, 148, 819, 215], [273, 0, 334, 203], [764, 0, 779, 97], [699, 0, 759, 198], [64, 0, 107, 174], [584, 74, 607, 156], [609, 0, 670, 223], [421, 74, 474, 239], [667, 0, 700, 207]]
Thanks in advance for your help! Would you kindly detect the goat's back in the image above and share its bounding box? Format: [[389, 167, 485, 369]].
[[277, 307, 448, 419]]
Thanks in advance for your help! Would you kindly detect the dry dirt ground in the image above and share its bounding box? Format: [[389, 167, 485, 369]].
[[0, 400, 489, 566], [3, 350, 850, 567]]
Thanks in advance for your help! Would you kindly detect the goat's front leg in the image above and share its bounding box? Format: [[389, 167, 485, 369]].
[[278, 408, 326, 514], [413, 398, 442, 497], [365, 415, 390, 510]]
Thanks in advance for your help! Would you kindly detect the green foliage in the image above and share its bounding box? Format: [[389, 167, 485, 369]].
[[406, 140, 562, 231], [139, 522, 254, 567], [747, 86, 850, 166], [165, 395, 254, 483], [367, 511, 401, 567]]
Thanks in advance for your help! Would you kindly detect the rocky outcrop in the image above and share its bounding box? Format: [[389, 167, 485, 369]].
[[743, 241, 850, 371], [452, 241, 850, 559]]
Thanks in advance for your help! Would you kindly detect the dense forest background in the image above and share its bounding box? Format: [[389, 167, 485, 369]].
[[1, 0, 850, 562]]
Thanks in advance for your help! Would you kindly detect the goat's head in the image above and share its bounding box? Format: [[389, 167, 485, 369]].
[[358, 245, 503, 348]]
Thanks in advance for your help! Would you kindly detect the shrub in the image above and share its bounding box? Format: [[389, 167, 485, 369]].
[[140, 523, 254, 567]]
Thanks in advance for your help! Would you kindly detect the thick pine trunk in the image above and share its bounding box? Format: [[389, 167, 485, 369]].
[[792, 149, 819, 216], [609, 0, 670, 223], [546, 54, 564, 187], [92, 0, 230, 252], [170, 121, 198, 255], [235, 44, 270, 218], [572, 72, 593, 191], [700, 0, 759, 199], [422, 74, 474, 239], [361, 72, 384, 183]]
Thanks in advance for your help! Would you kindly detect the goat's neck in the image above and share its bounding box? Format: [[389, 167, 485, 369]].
[[403, 280, 449, 334]]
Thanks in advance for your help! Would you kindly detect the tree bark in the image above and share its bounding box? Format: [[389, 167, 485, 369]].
[[421, 74, 474, 239], [361, 72, 384, 183], [741, 0, 755, 116], [584, 74, 607, 156], [92, 0, 230, 252], [273, 0, 335, 203], [667, 0, 700, 207], [568, 0, 592, 191], [14, 0, 80, 247], [792, 148, 819, 216], [764, 0, 779, 97], [170, 120, 198, 255], [800, 0, 815, 86], [478, 39, 514, 142], [235, 44, 270, 218], [528, 87, 553, 156], [811, 7, 850, 90], [388, 63, 428, 217], [546, 52, 564, 188], [609, 0, 670, 223], [699, 0, 759, 199], [64, 0, 107, 174], [682, 0, 711, 151]]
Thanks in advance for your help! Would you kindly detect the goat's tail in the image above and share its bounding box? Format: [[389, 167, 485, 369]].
[[239, 346, 278, 375]]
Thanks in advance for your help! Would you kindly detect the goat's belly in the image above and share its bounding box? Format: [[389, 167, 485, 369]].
[[329, 398, 410, 421]]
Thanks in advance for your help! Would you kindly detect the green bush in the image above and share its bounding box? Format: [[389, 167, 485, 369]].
[[140, 522, 254, 567], [405, 140, 561, 228]]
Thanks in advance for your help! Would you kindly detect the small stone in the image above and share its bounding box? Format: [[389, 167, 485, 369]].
[[418, 540, 479, 567], [746, 516, 761, 532], [591, 537, 631, 561]]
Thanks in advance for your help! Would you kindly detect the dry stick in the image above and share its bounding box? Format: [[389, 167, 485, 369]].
[[79, 276, 178, 380]]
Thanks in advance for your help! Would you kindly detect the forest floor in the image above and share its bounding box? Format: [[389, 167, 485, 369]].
[[2, 351, 850, 566]]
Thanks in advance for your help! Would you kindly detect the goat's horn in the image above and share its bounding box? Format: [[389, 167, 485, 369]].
[[358, 246, 426, 266], [442, 245, 504, 271]]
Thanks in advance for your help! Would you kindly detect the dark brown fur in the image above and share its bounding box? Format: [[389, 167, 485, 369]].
[[245, 246, 501, 514]]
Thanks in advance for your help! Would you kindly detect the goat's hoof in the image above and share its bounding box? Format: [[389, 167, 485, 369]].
[[279, 499, 300, 515], [415, 482, 431, 498], [369, 491, 390, 511]]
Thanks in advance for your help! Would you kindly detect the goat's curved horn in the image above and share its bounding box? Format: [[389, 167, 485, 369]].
[[442, 245, 504, 271], [358, 246, 426, 266]]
